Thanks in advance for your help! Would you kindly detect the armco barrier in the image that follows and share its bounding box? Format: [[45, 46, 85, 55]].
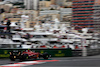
[[72, 49, 82, 57], [87, 48, 100, 56], [72, 48, 100, 57], [0, 48, 72, 58]]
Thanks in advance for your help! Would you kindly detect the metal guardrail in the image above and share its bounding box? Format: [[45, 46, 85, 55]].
[[72, 48, 100, 57], [72, 49, 82, 57], [87, 48, 100, 56], [0, 48, 100, 58]]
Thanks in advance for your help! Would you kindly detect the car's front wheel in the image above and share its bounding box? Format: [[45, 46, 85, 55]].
[[9, 55, 15, 61]]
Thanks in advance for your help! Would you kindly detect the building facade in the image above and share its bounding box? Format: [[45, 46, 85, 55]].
[[60, 8, 72, 22], [64, 0, 72, 7], [56, 0, 65, 6], [0, 4, 12, 13], [72, 0, 100, 33], [17, 10, 39, 21], [39, 10, 60, 20], [4, 0, 23, 2], [51, 0, 56, 5], [40, 10, 60, 16], [24, 0, 39, 10], [51, 0, 72, 7], [39, 1, 51, 10]]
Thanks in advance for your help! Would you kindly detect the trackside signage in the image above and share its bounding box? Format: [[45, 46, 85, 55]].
[[0, 48, 72, 58]]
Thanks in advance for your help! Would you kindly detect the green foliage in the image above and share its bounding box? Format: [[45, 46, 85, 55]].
[[12, 2, 24, 5], [50, 8, 55, 10]]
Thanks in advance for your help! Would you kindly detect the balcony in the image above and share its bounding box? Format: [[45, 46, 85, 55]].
[[72, 5, 93, 8], [73, 2, 94, 5], [72, 20, 93, 22], [73, 11, 93, 13], [73, 0, 94, 2], [72, 23, 94, 25], [75, 28, 94, 30], [73, 14, 93, 16], [73, 17, 93, 19], [72, 25, 94, 27], [73, 8, 94, 11]]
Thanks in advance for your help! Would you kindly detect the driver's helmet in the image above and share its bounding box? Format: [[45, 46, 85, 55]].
[[27, 50, 31, 52]]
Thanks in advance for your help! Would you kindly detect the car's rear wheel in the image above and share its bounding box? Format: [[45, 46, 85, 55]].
[[20, 54, 28, 61], [43, 53, 49, 59], [43, 55, 49, 59]]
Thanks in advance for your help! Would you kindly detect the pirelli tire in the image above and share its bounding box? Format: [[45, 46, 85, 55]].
[[42, 53, 49, 59], [9, 55, 15, 61], [20, 54, 28, 61]]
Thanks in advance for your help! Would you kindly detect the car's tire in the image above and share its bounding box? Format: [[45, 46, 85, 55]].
[[39, 54, 42, 59], [20, 54, 28, 61], [43, 55, 48, 59], [43, 53, 49, 59], [34, 57, 37, 60], [9, 55, 15, 61]]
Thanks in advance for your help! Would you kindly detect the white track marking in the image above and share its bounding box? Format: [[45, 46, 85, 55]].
[[1, 60, 59, 67], [1, 61, 46, 67]]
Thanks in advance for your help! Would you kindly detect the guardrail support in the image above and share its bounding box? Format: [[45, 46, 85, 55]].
[[82, 47, 87, 57]]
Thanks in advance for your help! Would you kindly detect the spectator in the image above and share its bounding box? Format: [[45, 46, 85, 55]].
[[1, 21, 4, 24], [26, 33, 30, 39], [7, 20, 11, 33], [18, 45, 22, 48]]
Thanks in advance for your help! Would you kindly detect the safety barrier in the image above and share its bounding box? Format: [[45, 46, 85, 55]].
[[87, 48, 100, 56], [0, 48, 72, 58], [72, 49, 82, 57], [1, 48, 100, 58], [72, 48, 100, 57]]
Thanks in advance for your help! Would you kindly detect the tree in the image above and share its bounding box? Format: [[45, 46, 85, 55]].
[[50, 8, 55, 10]]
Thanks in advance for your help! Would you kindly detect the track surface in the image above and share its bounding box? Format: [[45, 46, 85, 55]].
[[1, 55, 100, 67]]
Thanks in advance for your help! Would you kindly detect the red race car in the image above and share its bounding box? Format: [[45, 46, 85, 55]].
[[9, 50, 51, 61]]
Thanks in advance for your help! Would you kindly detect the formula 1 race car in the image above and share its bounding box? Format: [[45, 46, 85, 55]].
[[9, 50, 51, 61]]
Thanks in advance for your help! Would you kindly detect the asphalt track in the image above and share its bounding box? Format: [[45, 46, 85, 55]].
[[1, 55, 100, 67]]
